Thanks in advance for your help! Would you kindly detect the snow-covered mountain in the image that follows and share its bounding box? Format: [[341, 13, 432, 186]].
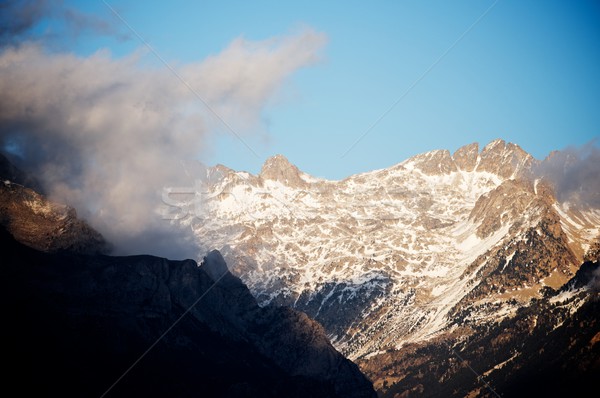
[[175, 139, 599, 363]]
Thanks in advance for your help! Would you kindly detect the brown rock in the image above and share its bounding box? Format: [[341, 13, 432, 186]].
[[476, 139, 533, 178], [260, 154, 307, 187], [452, 142, 479, 171], [408, 149, 458, 175]]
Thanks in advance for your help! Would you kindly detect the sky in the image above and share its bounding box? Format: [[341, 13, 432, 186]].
[[11, 0, 600, 179], [1, 0, 599, 256], [10, 0, 600, 179]]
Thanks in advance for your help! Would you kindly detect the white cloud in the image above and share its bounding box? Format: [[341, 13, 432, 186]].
[[0, 28, 327, 258]]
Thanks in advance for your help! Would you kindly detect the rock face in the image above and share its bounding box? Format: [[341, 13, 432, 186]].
[[409, 149, 458, 175], [1, 229, 376, 398], [476, 139, 534, 178], [259, 154, 308, 188], [0, 154, 108, 254], [453, 142, 479, 171]]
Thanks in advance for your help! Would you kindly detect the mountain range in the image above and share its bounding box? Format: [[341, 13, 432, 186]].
[[2, 138, 599, 397], [173, 139, 600, 396]]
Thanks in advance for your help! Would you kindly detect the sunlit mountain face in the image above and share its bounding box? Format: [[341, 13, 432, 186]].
[[171, 139, 600, 396]]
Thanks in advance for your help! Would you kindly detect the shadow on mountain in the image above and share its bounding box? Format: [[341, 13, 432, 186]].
[[1, 227, 375, 397]]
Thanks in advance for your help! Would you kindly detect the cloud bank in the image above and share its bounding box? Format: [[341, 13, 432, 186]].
[[0, 28, 326, 258]]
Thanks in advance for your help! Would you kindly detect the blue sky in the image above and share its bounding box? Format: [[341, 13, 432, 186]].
[[31, 0, 600, 179]]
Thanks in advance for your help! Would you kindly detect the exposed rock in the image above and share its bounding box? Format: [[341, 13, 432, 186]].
[[469, 179, 537, 238], [407, 149, 458, 175], [452, 142, 479, 171], [0, 179, 108, 254], [584, 238, 600, 263], [259, 154, 307, 187], [476, 139, 533, 178], [202, 249, 231, 281]]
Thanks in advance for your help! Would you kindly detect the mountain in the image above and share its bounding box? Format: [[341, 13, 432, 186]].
[[177, 139, 600, 394], [0, 152, 108, 254], [357, 261, 600, 397], [0, 159, 376, 397]]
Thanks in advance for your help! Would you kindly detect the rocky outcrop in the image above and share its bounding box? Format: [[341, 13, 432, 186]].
[[584, 238, 600, 263], [259, 154, 307, 187], [408, 149, 458, 175], [0, 153, 108, 254], [475, 139, 534, 178], [0, 179, 108, 254], [453, 142, 479, 171]]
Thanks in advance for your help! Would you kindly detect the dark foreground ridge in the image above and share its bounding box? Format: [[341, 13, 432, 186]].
[[1, 228, 376, 397], [0, 153, 375, 397]]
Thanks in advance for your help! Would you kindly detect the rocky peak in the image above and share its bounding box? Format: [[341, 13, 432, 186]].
[[407, 149, 458, 175], [259, 154, 306, 187], [404, 139, 534, 178], [210, 164, 234, 178], [452, 142, 479, 171], [476, 139, 533, 178], [202, 249, 230, 281]]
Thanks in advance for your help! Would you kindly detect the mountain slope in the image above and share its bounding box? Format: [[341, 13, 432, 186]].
[[174, 139, 600, 396], [183, 140, 599, 357], [357, 260, 600, 397], [0, 152, 108, 254]]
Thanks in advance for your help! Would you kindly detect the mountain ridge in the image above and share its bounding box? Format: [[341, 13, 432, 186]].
[[2, 137, 598, 396], [1, 224, 376, 397], [185, 139, 599, 363], [183, 138, 600, 395]]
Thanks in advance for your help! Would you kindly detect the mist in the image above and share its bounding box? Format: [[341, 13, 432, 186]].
[[534, 141, 600, 209], [0, 30, 326, 259]]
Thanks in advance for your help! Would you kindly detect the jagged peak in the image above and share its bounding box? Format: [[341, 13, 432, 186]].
[[201, 249, 230, 282], [205, 164, 235, 183], [259, 154, 306, 187], [260, 154, 294, 172], [480, 139, 529, 159], [481, 138, 506, 152], [212, 163, 234, 175], [403, 149, 457, 176], [453, 142, 479, 172], [476, 139, 534, 178]]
